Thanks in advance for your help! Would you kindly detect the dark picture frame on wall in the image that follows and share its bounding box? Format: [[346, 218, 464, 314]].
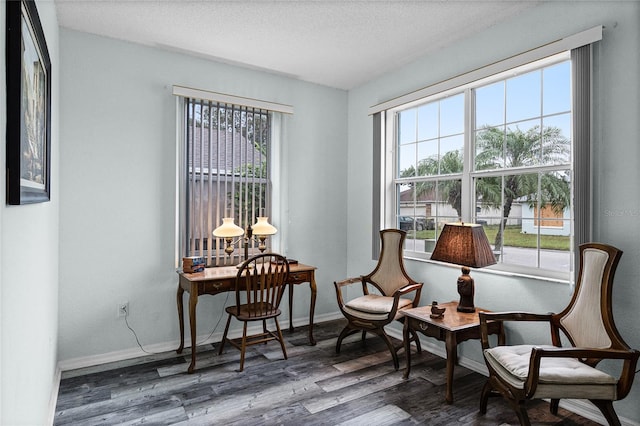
[[6, 0, 52, 204]]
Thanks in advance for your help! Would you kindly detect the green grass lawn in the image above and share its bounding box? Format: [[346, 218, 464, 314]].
[[411, 225, 570, 250]]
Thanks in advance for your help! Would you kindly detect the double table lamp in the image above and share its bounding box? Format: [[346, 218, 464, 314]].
[[213, 216, 277, 260], [430, 222, 496, 313]]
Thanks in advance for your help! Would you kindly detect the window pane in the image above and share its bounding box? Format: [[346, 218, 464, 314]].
[[539, 219, 571, 272], [440, 135, 464, 171], [506, 70, 541, 123], [542, 114, 571, 164], [440, 93, 464, 136], [475, 126, 505, 170], [544, 61, 571, 115], [436, 179, 462, 219], [398, 143, 416, 177], [417, 103, 438, 141], [505, 119, 542, 166], [476, 81, 504, 128], [540, 171, 571, 217], [399, 109, 417, 145], [417, 140, 438, 176]]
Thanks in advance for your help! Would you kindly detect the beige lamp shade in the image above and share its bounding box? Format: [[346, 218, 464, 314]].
[[212, 217, 245, 238], [251, 217, 277, 236], [430, 222, 496, 268]]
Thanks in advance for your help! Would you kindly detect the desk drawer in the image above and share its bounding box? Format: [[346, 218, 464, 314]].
[[201, 279, 234, 294], [409, 317, 444, 340], [288, 271, 311, 284]]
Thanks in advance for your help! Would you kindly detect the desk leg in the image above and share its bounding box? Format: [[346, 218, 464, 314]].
[[444, 331, 457, 404], [288, 282, 294, 333], [402, 320, 412, 379], [187, 290, 198, 374], [308, 274, 317, 345], [176, 286, 185, 354]]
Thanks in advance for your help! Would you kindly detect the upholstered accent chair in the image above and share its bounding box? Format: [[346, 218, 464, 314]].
[[478, 243, 639, 426], [218, 253, 289, 372], [334, 229, 423, 370]]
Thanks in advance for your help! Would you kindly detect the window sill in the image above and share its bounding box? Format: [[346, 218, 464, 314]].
[[404, 252, 571, 285]]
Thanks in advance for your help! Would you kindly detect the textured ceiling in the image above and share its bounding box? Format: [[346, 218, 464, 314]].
[[55, 0, 540, 90]]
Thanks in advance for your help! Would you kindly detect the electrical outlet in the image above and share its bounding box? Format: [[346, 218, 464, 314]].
[[118, 302, 129, 318]]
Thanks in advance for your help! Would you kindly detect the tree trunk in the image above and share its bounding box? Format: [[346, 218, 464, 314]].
[[494, 198, 513, 251]]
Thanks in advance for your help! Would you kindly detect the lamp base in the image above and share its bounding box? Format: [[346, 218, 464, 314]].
[[456, 304, 476, 313], [456, 266, 475, 313]]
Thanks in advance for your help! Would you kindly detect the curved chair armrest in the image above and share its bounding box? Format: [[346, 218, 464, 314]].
[[334, 277, 365, 308], [334, 277, 363, 289], [393, 282, 423, 307], [380, 282, 423, 317], [525, 346, 640, 399], [479, 311, 553, 349]]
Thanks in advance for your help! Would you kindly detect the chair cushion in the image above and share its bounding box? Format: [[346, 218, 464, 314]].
[[484, 344, 618, 400], [345, 295, 412, 314]]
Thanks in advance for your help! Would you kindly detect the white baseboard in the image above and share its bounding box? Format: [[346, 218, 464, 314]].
[[58, 312, 345, 372]]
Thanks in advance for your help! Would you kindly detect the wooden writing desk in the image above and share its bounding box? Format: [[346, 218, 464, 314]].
[[402, 301, 505, 403], [177, 263, 317, 373]]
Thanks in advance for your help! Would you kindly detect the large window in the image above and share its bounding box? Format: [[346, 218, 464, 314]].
[[178, 96, 275, 266], [386, 52, 579, 279]]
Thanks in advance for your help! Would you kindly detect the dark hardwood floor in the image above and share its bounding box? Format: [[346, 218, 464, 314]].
[[55, 320, 600, 425]]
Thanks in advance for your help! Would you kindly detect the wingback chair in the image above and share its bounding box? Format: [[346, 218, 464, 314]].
[[478, 243, 639, 426], [334, 229, 423, 370]]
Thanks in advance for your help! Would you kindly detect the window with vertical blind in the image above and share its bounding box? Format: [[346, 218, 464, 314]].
[[174, 87, 292, 266], [371, 27, 601, 281]]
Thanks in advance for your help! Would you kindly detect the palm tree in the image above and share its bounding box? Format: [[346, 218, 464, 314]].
[[475, 125, 570, 250]]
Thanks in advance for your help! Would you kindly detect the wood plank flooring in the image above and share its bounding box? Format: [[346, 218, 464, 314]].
[[54, 320, 600, 425]]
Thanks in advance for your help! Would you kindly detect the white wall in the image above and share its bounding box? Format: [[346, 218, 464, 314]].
[[57, 30, 348, 363], [348, 1, 640, 423], [0, 1, 60, 424]]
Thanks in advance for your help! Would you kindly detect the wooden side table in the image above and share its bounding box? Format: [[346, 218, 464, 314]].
[[402, 301, 505, 403]]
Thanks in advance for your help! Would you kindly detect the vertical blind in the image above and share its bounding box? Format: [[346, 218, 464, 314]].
[[183, 98, 272, 266]]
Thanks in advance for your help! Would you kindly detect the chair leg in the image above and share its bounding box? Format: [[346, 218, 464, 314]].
[[512, 400, 531, 426], [335, 324, 360, 354], [372, 329, 399, 370], [590, 400, 621, 426], [218, 314, 232, 355], [479, 380, 492, 414], [549, 398, 559, 415], [238, 322, 248, 372], [274, 318, 288, 360]]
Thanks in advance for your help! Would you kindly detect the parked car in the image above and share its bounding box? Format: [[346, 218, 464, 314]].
[[398, 216, 414, 231], [415, 216, 435, 230], [399, 216, 435, 231]]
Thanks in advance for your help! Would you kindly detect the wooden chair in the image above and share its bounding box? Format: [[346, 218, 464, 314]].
[[334, 229, 423, 370], [218, 253, 290, 372], [479, 243, 639, 426]]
